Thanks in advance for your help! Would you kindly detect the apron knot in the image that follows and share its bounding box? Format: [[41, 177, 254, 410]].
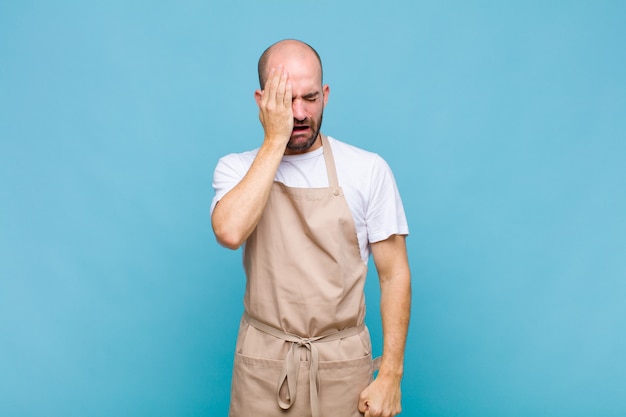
[[297, 337, 316, 346]]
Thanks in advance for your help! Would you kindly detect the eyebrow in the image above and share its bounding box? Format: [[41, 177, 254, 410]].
[[302, 92, 320, 99]]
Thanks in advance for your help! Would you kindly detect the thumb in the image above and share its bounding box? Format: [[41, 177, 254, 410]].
[[358, 396, 369, 413], [359, 388, 370, 415]]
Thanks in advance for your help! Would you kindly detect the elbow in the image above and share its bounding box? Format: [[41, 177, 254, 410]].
[[211, 205, 250, 250], [212, 221, 246, 250], [216, 233, 244, 250]]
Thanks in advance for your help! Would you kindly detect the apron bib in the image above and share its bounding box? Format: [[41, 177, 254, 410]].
[[229, 136, 377, 417]]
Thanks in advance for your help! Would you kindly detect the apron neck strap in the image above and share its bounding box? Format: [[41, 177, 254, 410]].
[[321, 135, 339, 188]]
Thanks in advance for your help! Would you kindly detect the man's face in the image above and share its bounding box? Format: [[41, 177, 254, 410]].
[[265, 51, 329, 154]]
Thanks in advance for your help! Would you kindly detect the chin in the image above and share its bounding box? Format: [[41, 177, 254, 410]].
[[287, 135, 316, 152]]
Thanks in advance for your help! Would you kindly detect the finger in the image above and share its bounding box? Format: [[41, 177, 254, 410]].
[[275, 68, 288, 106], [268, 66, 283, 104], [261, 67, 277, 107], [284, 77, 292, 107]]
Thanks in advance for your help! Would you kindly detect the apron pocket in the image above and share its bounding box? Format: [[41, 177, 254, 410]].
[[317, 354, 375, 417], [230, 353, 285, 417], [230, 353, 316, 417]]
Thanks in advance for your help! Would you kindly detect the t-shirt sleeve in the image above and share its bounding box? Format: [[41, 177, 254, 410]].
[[210, 153, 249, 214], [366, 155, 409, 243]]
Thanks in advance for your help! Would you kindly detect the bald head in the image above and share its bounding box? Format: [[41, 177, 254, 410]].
[[257, 39, 323, 89]]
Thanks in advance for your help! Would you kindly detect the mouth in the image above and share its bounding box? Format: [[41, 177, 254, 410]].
[[292, 125, 310, 133]]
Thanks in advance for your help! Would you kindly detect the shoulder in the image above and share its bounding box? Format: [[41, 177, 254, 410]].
[[217, 148, 259, 166], [328, 136, 379, 159], [328, 136, 392, 174], [214, 148, 259, 176]]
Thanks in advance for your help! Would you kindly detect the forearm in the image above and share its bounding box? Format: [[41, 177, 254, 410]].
[[371, 234, 412, 379], [378, 270, 411, 380], [211, 138, 286, 249]]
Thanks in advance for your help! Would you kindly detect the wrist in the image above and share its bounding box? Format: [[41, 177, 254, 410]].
[[262, 134, 290, 151], [377, 362, 404, 381]]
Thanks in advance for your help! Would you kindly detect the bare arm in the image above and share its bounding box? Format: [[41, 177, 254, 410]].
[[359, 234, 411, 417], [212, 68, 293, 249]]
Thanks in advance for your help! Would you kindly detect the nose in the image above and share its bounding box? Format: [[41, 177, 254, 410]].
[[292, 100, 307, 122]]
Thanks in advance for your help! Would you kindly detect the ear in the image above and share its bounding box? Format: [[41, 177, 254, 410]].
[[322, 84, 330, 107], [254, 89, 263, 107]]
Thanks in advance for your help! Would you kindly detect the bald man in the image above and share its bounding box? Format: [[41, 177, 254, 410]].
[[211, 39, 411, 417]]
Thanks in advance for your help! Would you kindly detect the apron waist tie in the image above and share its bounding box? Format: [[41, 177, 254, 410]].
[[243, 312, 365, 417]]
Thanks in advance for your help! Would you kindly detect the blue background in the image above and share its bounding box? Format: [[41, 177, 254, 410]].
[[1, 1, 625, 416]]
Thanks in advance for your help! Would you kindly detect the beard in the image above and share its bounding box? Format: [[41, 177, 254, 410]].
[[286, 113, 323, 152]]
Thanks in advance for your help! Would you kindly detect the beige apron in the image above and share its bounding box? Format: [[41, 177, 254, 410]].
[[229, 136, 378, 417]]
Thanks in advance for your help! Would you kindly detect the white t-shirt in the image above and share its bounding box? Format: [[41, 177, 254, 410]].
[[211, 136, 409, 263]]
